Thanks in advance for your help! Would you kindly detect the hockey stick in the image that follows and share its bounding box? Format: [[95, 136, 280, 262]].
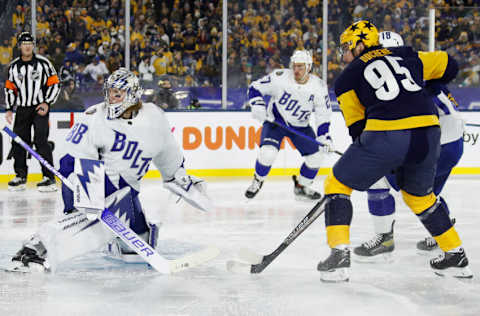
[[271, 120, 343, 156], [227, 196, 327, 274], [2, 126, 219, 274], [466, 123, 480, 127]]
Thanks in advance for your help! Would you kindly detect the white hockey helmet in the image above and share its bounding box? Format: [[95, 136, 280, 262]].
[[289, 50, 313, 73], [104, 68, 143, 119], [379, 31, 404, 48]]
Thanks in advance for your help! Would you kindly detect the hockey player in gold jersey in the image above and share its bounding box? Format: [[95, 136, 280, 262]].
[[317, 20, 473, 282]]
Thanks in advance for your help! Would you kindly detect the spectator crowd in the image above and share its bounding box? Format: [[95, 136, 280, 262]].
[[0, 0, 479, 110]]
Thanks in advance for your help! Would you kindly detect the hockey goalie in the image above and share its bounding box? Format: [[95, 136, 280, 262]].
[[8, 68, 213, 273]]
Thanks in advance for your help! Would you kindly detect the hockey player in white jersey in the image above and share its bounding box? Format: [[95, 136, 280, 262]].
[[9, 68, 211, 272], [245, 50, 333, 200], [353, 32, 465, 261]]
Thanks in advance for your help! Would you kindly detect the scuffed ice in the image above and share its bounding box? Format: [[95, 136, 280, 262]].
[[0, 178, 479, 316]]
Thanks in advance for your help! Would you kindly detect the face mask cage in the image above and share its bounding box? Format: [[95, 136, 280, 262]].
[[103, 69, 143, 119]]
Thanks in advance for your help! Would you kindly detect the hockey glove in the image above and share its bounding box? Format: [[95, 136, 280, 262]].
[[249, 97, 268, 122], [316, 134, 334, 153], [164, 172, 212, 212]]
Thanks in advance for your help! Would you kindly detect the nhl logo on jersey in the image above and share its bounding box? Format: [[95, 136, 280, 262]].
[[31, 70, 40, 81], [17, 73, 23, 83]]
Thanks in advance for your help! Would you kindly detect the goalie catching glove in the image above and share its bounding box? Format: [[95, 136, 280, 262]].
[[163, 168, 213, 212]]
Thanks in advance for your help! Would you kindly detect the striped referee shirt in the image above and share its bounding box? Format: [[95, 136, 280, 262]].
[[4, 53, 60, 110]]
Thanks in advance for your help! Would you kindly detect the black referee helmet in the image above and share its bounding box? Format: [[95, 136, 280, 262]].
[[17, 32, 35, 46]]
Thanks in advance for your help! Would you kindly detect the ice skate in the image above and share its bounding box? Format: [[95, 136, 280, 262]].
[[292, 175, 321, 201], [353, 220, 395, 263], [245, 175, 264, 199], [105, 237, 146, 263], [37, 176, 58, 192], [8, 237, 50, 273], [8, 176, 26, 192], [417, 218, 455, 252], [105, 222, 160, 264], [317, 247, 350, 282], [417, 236, 438, 252], [430, 247, 473, 279]]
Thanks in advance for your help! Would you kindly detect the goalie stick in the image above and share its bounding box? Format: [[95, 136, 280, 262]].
[[3, 126, 219, 274], [227, 196, 327, 273], [271, 120, 343, 156]]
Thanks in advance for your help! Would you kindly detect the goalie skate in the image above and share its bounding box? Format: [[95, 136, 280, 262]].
[[105, 238, 147, 264], [8, 245, 50, 273]]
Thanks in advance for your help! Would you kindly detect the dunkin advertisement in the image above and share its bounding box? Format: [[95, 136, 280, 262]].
[[0, 111, 478, 178]]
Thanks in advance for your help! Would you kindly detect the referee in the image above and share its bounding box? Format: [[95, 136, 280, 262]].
[[4, 32, 60, 192]]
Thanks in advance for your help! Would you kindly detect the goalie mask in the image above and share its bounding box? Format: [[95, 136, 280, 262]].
[[379, 31, 404, 48], [290, 50, 313, 82], [104, 68, 143, 119]]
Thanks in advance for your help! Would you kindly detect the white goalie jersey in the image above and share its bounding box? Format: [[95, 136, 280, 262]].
[[63, 102, 183, 191], [250, 69, 331, 130]]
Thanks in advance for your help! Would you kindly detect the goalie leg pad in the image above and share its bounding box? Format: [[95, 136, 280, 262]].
[[106, 220, 161, 263], [130, 195, 149, 235], [104, 188, 161, 263], [35, 187, 150, 269], [105, 186, 149, 234], [28, 210, 112, 270]]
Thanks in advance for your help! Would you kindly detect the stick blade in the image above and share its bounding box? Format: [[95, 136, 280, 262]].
[[168, 246, 220, 273], [226, 260, 252, 274], [237, 248, 264, 264]]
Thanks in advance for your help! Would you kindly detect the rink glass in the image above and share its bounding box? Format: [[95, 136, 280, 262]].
[[0, 2, 478, 111]]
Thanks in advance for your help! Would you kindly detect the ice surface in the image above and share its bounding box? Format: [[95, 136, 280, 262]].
[[0, 177, 479, 316]]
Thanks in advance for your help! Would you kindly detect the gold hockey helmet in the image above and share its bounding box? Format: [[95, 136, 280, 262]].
[[340, 20, 379, 53]]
